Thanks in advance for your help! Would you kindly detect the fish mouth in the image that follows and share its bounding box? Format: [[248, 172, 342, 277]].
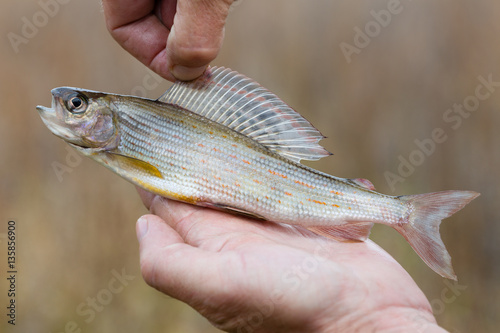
[[36, 99, 78, 142], [36, 105, 51, 113], [36, 91, 65, 115], [36, 94, 58, 116], [36, 103, 58, 131]]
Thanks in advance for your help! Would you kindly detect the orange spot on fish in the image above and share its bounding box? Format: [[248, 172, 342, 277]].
[[284, 192, 292, 196], [198, 143, 205, 147], [268, 169, 287, 179], [213, 148, 220, 152], [307, 198, 326, 205], [330, 190, 343, 195], [294, 180, 315, 189], [181, 166, 186, 170], [222, 135, 227, 138], [192, 125, 197, 129], [229, 154, 237, 158], [278, 200, 281, 204], [348, 207, 352, 210], [332, 204, 340, 208], [213, 175, 221, 180], [232, 144, 237, 147], [253, 179, 262, 184], [200, 159, 206, 163], [242, 159, 251, 164], [208, 131, 213, 135]]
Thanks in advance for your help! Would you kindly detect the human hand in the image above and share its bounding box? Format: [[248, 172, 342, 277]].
[[102, 0, 233, 82], [135, 189, 447, 333]]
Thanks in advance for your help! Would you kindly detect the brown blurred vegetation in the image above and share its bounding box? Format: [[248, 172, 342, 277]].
[[1, 0, 499, 332]]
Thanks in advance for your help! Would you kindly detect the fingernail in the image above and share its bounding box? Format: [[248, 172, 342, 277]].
[[136, 216, 149, 241], [171, 65, 207, 81]]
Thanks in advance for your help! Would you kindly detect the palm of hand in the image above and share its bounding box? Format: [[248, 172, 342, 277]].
[[137, 189, 440, 333]]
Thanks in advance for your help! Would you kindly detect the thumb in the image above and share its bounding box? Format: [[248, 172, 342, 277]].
[[136, 214, 226, 303], [166, 0, 234, 80]]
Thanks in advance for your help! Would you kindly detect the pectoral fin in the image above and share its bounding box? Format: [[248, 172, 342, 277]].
[[106, 152, 164, 179], [307, 222, 374, 241]]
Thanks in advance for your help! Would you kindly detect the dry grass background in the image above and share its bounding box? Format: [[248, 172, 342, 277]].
[[0, 0, 499, 332]]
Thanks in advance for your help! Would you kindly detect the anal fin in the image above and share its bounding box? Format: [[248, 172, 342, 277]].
[[307, 222, 374, 242]]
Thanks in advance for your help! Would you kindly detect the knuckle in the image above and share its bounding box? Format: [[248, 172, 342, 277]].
[[139, 253, 158, 288], [172, 45, 220, 66]]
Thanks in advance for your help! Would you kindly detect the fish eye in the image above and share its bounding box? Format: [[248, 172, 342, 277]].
[[66, 94, 88, 114]]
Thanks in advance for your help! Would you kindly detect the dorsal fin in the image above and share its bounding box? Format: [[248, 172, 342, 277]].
[[158, 66, 331, 163]]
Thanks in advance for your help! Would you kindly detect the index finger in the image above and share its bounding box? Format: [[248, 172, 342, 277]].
[[103, 0, 156, 29]]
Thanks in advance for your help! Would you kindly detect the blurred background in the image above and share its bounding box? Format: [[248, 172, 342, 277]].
[[1, 0, 499, 332]]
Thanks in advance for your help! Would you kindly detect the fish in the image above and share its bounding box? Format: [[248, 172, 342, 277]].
[[36, 66, 479, 280]]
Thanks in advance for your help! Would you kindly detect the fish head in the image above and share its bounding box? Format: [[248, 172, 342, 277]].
[[36, 87, 119, 149]]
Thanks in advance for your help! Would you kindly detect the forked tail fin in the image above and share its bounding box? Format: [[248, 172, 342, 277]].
[[396, 191, 480, 280]]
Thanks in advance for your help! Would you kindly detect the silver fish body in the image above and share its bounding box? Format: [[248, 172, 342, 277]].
[[37, 67, 479, 279], [111, 96, 404, 225]]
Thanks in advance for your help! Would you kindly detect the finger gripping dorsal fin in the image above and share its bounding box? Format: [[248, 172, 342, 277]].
[[158, 66, 332, 163]]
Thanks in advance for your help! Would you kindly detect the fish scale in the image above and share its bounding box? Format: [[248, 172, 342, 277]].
[[36, 66, 479, 279], [113, 96, 405, 226]]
